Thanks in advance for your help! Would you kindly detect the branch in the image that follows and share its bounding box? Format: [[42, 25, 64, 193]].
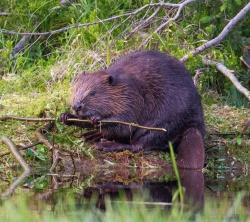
[[128, 7, 160, 37], [1, 171, 30, 198], [0, 115, 54, 122], [1, 136, 31, 172], [181, 2, 250, 62], [35, 127, 54, 150], [11, 35, 31, 58], [69, 118, 167, 132], [141, 0, 196, 46], [193, 68, 205, 86], [0, 116, 167, 132], [0, 1, 193, 36], [202, 57, 250, 101]]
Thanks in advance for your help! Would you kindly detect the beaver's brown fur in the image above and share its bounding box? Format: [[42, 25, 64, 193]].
[[60, 51, 205, 169]]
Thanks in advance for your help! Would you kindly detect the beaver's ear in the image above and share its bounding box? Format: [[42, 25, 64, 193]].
[[108, 75, 114, 85], [107, 75, 115, 86]]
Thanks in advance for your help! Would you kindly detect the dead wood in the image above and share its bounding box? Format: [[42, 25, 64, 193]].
[[181, 2, 250, 62], [202, 57, 250, 101]]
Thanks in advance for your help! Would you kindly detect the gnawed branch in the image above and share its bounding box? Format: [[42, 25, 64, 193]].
[[0, 116, 167, 132], [69, 118, 167, 132], [181, 2, 250, 62], [202, 57, 250, 101]]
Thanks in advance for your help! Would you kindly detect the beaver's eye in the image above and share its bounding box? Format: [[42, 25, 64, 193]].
[[89, 91, 96, 96]]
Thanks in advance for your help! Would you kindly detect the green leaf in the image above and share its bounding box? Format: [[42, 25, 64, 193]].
[[34, 176, 49, 190], [220, 3, 227, 12], [26, 148, 46, 161], [200, 16, 212, 24], [235, 0, 242, 6], [236, 137, 242, 145]]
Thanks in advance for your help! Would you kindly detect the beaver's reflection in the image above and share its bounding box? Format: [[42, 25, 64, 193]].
[[81, 170, 204, 210]]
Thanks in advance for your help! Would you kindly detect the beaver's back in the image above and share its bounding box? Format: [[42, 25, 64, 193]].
[[108, 51, 194, 85], [107, 51, 197, 106], [107, 51, 204, 138]]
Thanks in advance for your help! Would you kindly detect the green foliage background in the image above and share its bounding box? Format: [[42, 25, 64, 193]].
[[0, 0, 249, 113]]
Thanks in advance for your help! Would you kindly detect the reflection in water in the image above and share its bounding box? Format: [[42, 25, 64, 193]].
[[81, 170, 204, 211], [35, 169, 204, 211], [1, 170, 31, 198]]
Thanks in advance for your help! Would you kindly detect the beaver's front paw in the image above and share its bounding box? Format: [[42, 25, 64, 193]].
[[90, 115, 101, 125], [59, 112, 77, 125]]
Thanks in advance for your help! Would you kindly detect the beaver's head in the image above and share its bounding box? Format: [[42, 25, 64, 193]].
[[71, 71, 141, 121]]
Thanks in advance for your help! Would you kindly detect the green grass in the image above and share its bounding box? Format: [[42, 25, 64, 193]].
[[0, 193, 249, 222], [0, 0, 249, 103], [169, 142, 184, 205]]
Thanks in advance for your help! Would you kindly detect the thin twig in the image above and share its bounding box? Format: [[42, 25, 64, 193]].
[[193, 68, 205, 86], [128, 7, 160, 37], [49, 148, 77, 172], [47, 173, 78, 177], [50, 149, 60, 172], [0, 136, 31, 173], [0, 142, 41, 157], [0, 115, 54, 122], [35, 128, 54, 150], [141, 0, 196, 47], [0, 1, 192, 36], [202, 57, 250, 101], [0, 115, 167, 132], [181, 2, 250, 62], [156, 0, 195, 34], [68, 118, 167, 132]]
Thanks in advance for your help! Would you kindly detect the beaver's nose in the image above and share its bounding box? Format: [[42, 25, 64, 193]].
[[73, 102, 84, 112]]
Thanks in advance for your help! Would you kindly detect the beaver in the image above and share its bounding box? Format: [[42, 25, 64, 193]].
[[60, 51, 205, 169]]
